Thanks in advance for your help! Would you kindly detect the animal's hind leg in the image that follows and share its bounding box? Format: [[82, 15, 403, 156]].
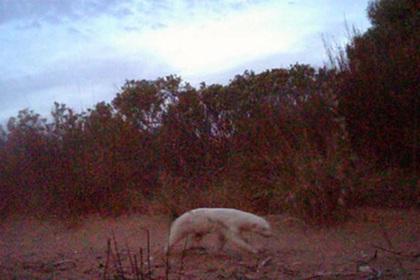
[[216, 232, 227, 251], [166, 230, 188, 253]]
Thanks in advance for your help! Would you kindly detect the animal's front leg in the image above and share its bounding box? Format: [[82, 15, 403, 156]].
[[225, 230, 258, 254], [239, 230, 250, 244]]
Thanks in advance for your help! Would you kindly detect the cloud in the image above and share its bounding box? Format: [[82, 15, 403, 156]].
[[0, 0, 372, 124], [0, 51, 174, 122], [0, 0, 132, 27], [0, 52, 172, 99], [113, 1, 327, 77], [15, 19, 42, 30]]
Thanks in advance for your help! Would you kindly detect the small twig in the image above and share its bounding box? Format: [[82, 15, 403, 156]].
[[139, 247, 144, 280], [125, 241, 136, 278], [165, 243, 170, 280], [89, 246, 102, 270], [146, 228, 151, 278], [257, 257, 272, 271], [279, 264, 299, 277], [178, 235, 190, 280], [138, 227, 152, 278], [103, 238, 111, 280], [374, 244, 403, 256], [133, 254, 141, 280], [52, 259, 77, 270], [303, 271, 361, 279], [379, 221, 405, 273], [368, 250, 378, 263], [372, 244, 419, 259], [111, 231, 126, 279]]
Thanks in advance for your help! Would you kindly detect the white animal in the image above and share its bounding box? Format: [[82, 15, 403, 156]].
[[165, 208, 272, 254]]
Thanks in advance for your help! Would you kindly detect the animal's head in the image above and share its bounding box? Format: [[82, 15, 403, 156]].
[[251, 218, 272, 238]]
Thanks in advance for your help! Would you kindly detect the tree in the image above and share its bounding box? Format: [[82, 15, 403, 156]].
[[0, 125, 6, 149], [339, 0, 419, 168], [112, 75, 189, 132]]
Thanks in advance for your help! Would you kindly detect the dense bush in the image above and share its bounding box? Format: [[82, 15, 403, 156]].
[[0, 0, 418, 223]]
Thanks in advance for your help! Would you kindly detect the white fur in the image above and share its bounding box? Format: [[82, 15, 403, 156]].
[[165, 208, 272, 254]]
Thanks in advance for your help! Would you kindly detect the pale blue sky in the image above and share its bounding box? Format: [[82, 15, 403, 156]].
[[0, 0, 371, 123]]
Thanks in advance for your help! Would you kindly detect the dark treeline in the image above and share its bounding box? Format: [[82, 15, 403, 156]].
[[0, 0, 418, 223]]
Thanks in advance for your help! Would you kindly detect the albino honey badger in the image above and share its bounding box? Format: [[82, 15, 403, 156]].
[[165, 208, 272, 254]]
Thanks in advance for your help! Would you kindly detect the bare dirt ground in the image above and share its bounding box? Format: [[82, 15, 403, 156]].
[[0, 208, 419, 279]]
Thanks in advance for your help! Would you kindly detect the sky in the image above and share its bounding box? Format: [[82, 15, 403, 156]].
[[0, 0, 371, 124]]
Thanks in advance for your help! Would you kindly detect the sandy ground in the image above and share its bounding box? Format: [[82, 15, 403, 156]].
[[0, 208, 419, 279]]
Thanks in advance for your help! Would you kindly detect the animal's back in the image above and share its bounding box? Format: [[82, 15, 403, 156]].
[[191, 208, 260, 226], [170, 209, 212, 235]]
